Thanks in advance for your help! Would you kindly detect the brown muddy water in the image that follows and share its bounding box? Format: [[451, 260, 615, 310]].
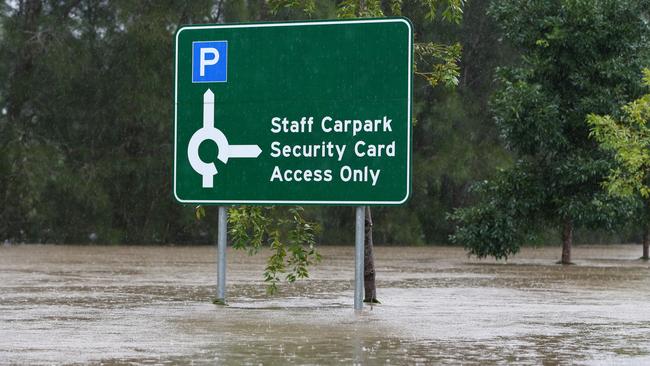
[[1, 245, 650, 365]]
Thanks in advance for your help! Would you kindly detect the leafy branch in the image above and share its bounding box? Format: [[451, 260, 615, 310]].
[[268, 0, 316, 17], [414, 42, 462, 88], [268, 0, 463, 89], [228, 206, 321, 294]]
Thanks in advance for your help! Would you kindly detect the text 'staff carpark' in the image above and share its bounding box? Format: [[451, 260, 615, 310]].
[[174, 18, 413, 205]]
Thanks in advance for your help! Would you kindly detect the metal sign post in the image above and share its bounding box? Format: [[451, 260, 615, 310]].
[[354, 206, 365, 311], [216, 206, 227, 304]]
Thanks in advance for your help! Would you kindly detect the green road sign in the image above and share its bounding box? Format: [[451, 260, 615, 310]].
[[174, 18, 412, 205]]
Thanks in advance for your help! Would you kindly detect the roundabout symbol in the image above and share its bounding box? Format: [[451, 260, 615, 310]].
[[187, 89, 262, 188]]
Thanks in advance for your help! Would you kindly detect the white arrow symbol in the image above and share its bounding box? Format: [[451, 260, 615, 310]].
[[220, 145, 263, 162], [187, 89, 262, 188]]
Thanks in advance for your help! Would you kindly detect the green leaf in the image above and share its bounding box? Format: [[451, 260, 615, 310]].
[[195, 206, 205, 220]]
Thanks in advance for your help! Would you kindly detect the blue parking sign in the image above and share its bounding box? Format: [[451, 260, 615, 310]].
[[192, 41, 228, 83]]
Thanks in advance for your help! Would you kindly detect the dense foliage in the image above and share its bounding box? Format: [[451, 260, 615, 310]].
[[0, 0, 508, 245], [451, 0, 650, 261], [0, 1, 222, 244], [589, 69, 650, 259], [589, 69, 650, 201], [1, 0, 647, 253]]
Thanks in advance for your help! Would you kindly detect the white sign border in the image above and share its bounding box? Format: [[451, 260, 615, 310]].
[[174, 18, 413, 205]]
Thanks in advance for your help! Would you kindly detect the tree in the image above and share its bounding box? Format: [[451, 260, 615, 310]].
[[589, 69, 650, 260], [451, 0, 650, 264]]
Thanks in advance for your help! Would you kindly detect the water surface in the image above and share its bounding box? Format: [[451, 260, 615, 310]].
[[1, 245, 649, 364]]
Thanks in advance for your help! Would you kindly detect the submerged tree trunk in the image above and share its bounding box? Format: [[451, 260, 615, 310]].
[[561, 219, 573, 265], [642, 225, 649, 260], [364, 206, 378, 303]]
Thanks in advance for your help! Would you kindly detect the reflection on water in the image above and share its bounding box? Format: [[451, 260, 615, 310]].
[[1, 245, 650, 364]]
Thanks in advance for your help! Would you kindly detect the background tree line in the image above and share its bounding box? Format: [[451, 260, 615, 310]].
[[1, 0, 648, 253]]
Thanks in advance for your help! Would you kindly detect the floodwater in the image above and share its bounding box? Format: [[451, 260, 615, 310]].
[[1, 245, 650, 365]]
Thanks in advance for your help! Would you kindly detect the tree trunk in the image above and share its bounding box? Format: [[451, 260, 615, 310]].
[[642, 225, 649, 260], [560, 219, 573, 265], [364, 206, 378, 303]]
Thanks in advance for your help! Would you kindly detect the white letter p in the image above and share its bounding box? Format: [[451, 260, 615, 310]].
[[200, 48, 220, 76]]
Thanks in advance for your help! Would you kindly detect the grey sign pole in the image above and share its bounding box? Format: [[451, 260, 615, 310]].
[[216, 206, 228, 303], [354, 206, 365, 311]]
